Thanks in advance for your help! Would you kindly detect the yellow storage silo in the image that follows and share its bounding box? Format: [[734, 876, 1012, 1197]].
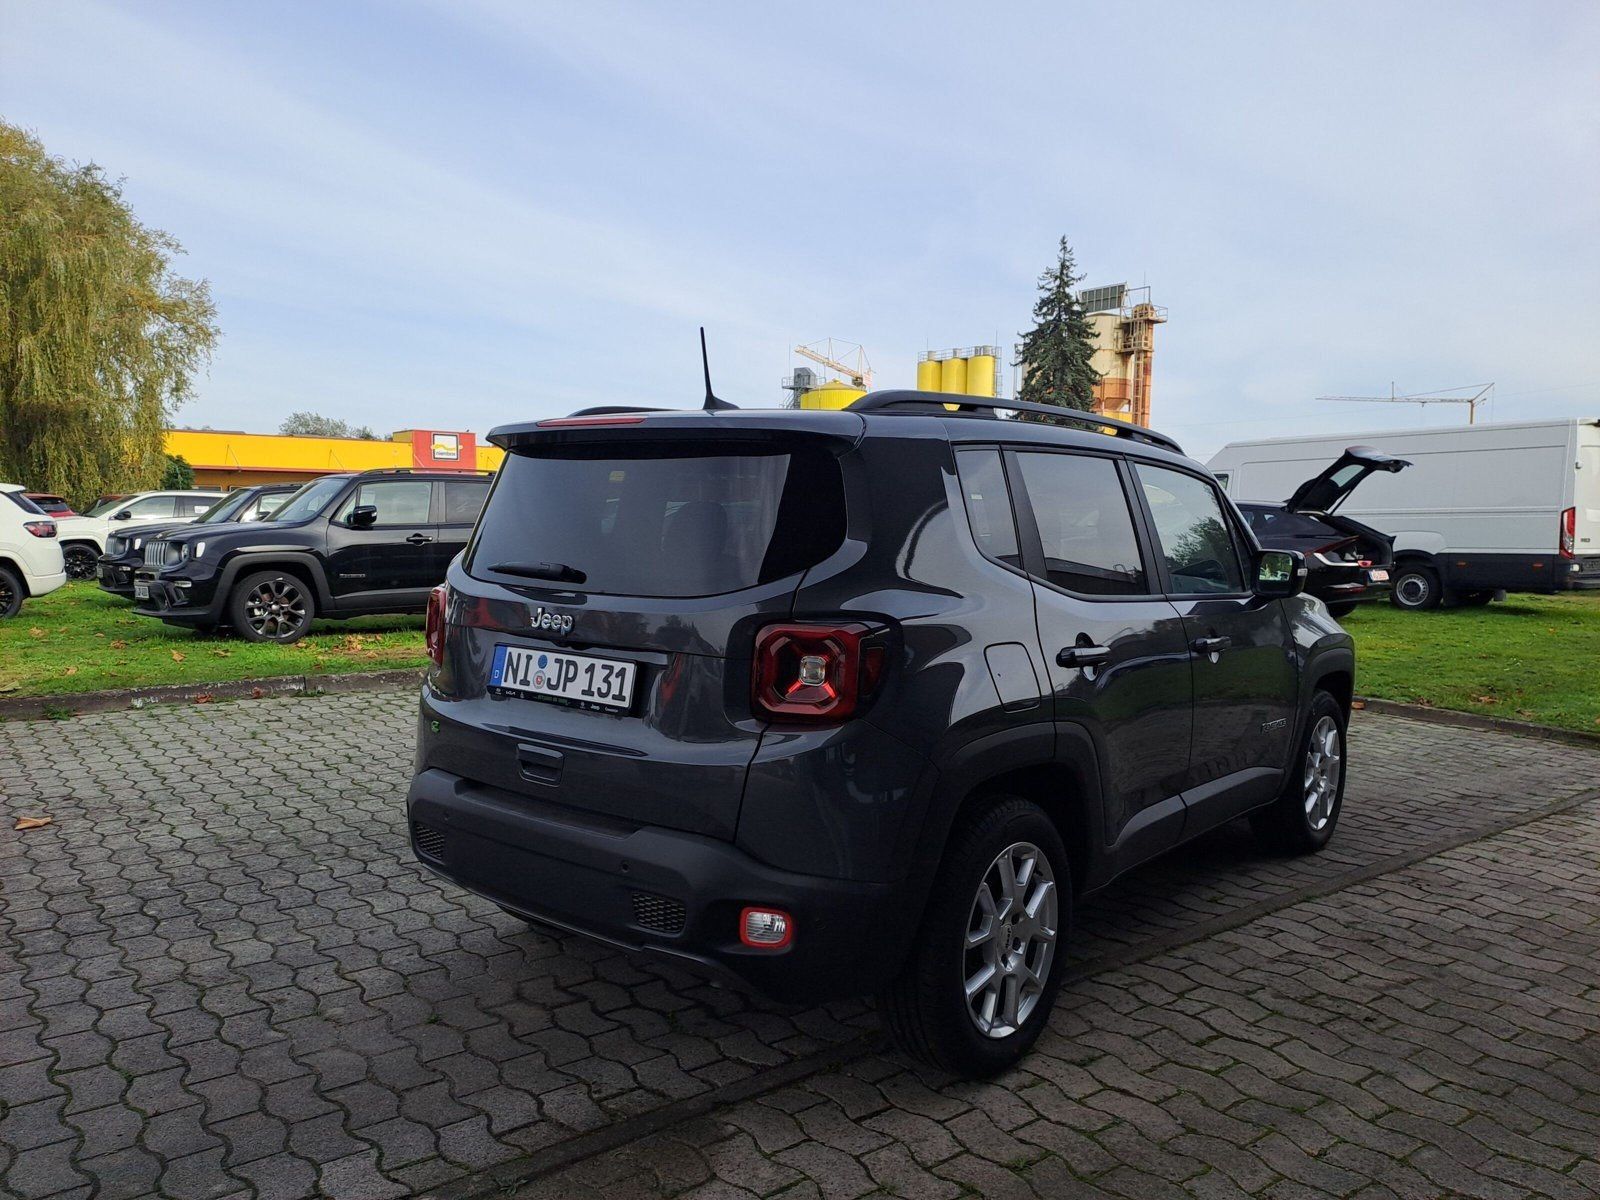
[[940, 356, 968, 396], [799, 379, 868, 410], [916, 357, 942, 392], [965, 349, 996, 398]]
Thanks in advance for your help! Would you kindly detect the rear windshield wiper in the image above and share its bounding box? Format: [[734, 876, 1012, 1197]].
[[490, 561, 588, 584]]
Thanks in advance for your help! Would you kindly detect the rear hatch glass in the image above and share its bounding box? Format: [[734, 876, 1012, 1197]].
[[466, 442, 844, 597]]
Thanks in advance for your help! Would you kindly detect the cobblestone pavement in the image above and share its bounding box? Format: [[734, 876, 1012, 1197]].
[[0, 690, 1596, 1200]]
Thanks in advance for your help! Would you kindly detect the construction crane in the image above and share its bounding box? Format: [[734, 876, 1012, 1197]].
[[1318, 382, 1493, 425], [793, 339, 873, 389]]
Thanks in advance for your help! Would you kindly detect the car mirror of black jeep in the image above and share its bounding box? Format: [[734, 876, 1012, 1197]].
[[1254, 548, 1307, 598], [348, 504, 378, 529]]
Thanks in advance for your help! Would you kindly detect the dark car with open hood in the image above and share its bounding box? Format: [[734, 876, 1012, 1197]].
[[407, 390, 1356, 1077], [1235, 446, 1412, 618]]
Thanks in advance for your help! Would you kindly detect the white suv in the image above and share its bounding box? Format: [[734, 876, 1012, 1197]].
[[56, 489, 226, 580], [0, 485, 67, 618]]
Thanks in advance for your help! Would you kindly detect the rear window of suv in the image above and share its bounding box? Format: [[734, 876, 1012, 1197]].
[[468, 441, 845, 598]]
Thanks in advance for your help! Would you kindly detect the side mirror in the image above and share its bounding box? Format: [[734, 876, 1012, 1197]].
[[114, 510, 133, 520], [348, 505, 378, 529], [1254, 548, 1307, 598]]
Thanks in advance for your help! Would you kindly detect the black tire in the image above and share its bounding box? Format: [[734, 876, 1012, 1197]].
[[1325, 601, 1357, 619], [879, 795, 1071, 1077], [228, 570, 315, 644], [61, 542, 99, 581], [1389, 563, 1441, 610], [1250, 691, 1347, 856], [0, 566, 23, 619]]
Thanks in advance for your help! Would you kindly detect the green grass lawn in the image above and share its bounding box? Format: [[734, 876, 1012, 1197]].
[[1343, 592, 1600, 733], [4, 583, 1597, 734], [0, 582, 426, 699]]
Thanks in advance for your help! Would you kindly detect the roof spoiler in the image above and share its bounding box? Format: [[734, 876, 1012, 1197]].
[[848, 390, 1184, 455]]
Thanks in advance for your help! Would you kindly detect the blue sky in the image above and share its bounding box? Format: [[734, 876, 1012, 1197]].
[[4, 1, 1598, 457]]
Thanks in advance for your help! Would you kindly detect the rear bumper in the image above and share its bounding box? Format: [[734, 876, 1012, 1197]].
[[26, 569, 67, 598], [405, 765, 909, 1003]]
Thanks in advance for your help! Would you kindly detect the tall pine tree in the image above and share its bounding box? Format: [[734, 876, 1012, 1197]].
[[1015, 236, 1099, 412]]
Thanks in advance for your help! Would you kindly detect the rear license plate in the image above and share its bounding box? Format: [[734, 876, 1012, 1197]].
[[490, 644, 637, 712], [133, 582, 150, 599], [1367, 568, 1389, 583]]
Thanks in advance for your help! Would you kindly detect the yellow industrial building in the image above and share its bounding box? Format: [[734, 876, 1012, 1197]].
[[165, 428, 504, 490]]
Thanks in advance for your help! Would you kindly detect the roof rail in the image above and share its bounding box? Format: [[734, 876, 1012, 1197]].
[[848, 390, 1185, 455]]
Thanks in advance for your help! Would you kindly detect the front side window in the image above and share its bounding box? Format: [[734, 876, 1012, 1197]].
[[339, 480, 433, 526], [955, 449, 1020, 569], [1136, 465, 1245, 594], [1014, 452, 1147, 595], [196, 492, 251, 524], [124, 495, 178, 518]]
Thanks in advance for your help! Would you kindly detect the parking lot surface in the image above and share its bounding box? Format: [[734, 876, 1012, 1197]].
[[1, 689, 1597, 1200]]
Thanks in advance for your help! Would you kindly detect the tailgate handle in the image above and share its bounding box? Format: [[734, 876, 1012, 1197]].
[[516, 743, 564, 785]]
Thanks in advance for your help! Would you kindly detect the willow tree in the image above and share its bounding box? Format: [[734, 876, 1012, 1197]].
[[1015, 236, 1099, 412], [0, 122, 219, 505]]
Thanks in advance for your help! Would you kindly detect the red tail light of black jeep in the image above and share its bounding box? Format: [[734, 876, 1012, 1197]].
[[751, 622, 887, 725]]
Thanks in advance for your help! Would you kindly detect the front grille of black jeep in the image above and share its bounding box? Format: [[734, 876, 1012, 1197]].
[[630, 891, 686, 935]]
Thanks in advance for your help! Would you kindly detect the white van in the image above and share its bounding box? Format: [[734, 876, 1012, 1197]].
[[1207, 419, 1600, 608]]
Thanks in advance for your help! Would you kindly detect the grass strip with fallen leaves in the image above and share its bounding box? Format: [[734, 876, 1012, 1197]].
[[0, 581, 426, 700], [1340, 592, 1600, 734]]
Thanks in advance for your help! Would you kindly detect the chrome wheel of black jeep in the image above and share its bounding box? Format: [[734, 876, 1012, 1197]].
[[230, 570, 314, 644], [1303, 714, 1342, 832]]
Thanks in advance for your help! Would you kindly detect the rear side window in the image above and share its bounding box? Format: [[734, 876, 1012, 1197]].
[[4, 492, 46, 515], [468, 442, 845, 598], [1014, 452, 1148, 595], [955, 449, 1020, 568], [1136, 465, 1245, 594], [441, 479, 490, 525]]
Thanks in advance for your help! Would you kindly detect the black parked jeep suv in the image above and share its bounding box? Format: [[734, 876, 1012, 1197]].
[[133, 469, 492, 642], [407, 393, 1353, 1075], [98, 483, 300, 598]]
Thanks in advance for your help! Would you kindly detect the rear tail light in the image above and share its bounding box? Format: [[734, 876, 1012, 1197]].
[[425, 585, 448, 665], [751, 622, 887, 725], [23, 521, 56, 538], [740, 907, 793, 949], [1559, 507, 1576, 559]]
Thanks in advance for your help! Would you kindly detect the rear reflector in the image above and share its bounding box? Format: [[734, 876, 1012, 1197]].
[[740, 907, 793, 949]]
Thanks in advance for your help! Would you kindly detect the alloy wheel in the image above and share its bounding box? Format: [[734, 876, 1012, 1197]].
[[63, 545, 97, 581], [244, 578, 307, 640], [1303, 714, 1342, 831], [0, 575, 16, 616], [963, 841, 1058, 1038]]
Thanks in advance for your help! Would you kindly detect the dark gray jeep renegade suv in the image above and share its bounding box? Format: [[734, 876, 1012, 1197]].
[[407, 391, 1353, 1075]]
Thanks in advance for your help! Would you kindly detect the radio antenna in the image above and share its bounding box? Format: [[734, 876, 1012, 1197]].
[[700, 327, 737, 411]]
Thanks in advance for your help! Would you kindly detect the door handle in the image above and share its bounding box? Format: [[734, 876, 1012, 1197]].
[[405, 533, 433, 545], [1057, 644, 1111, 668], [1191, 635, 1233, 656]]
